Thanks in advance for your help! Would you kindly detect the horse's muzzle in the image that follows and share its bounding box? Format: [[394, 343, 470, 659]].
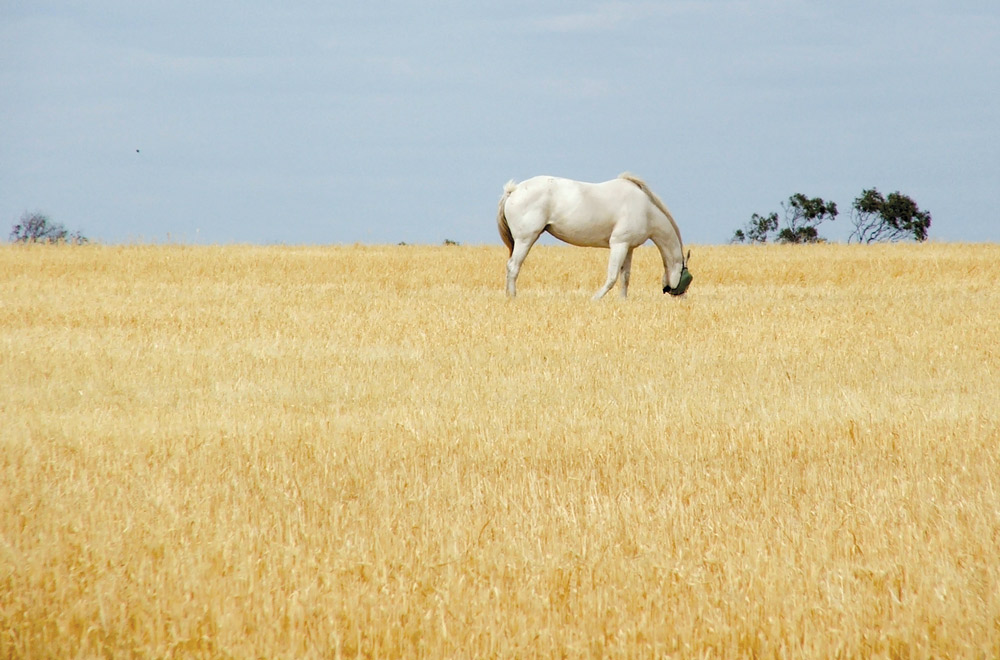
[[664, 267, 693, 296]]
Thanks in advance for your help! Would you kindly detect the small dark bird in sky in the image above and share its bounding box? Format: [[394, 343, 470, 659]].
[[136, 149, 140, 153]]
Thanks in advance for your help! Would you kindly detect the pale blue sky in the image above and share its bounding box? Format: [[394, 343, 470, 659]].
[[2, 1, 997, 244]]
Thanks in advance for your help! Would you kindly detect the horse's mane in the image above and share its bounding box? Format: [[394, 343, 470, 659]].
[[617, 172, 684, 248]]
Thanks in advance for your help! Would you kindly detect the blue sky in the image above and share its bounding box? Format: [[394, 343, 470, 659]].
[[2, 1, 997, 245]]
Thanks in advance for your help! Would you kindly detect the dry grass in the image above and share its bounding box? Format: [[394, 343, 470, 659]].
[[1, 242, 998, 659]]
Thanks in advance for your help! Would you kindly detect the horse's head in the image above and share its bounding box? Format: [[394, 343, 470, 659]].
[[663, 250, 693, 296]]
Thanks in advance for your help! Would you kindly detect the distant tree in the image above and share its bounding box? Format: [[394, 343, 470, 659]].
[[849, 188, 931, 243], [776, 194, 838, 244], [9, 212, 88, 244], [731, 212, 778, 244], [732, 194, 837, 244], [443, 238, 460, 246]]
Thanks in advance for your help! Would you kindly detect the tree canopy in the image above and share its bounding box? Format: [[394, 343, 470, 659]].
[[733, 189, 931, 244], [9, 212, 88, 245], [849, 189, 931, 243], [732, 194, 837, 244]]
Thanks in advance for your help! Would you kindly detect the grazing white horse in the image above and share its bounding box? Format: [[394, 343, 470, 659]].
[[497, 173, 692, 299]]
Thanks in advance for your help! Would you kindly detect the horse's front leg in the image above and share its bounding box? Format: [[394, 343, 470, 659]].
[[593, 242, 631, 300], [619, 246, 635, 298]]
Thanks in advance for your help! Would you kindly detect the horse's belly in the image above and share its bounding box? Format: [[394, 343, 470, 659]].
[[545, 217, 614, 248]]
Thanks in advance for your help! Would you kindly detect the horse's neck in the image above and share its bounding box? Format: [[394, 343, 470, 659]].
[[651, 221, 684, 265]]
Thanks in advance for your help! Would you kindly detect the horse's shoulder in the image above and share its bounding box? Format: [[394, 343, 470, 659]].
[[600, 177, 648, 204]]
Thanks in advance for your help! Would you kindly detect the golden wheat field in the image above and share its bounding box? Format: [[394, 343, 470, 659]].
[[1, 242, 999, 659]]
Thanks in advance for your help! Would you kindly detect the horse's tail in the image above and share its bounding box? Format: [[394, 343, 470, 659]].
[[497, 180, 517, 257], [618, 172, 684, 250]]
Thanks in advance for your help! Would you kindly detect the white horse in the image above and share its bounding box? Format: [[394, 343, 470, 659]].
[[497, 173, 692, 299]]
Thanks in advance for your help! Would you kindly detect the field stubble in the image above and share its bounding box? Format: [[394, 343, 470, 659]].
[[1, 243, 998, 658]]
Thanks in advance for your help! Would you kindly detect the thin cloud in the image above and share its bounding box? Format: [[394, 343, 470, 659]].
[[529, 4, 633, 32], [539, 76, 617, 99], [525, 1, 769, 33]]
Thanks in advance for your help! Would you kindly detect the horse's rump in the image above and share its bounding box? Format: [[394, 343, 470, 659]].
[[497, 180, 516, 256]]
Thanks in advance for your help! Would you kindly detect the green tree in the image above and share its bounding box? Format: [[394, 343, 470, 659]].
[[9, 212, 88, 244], [731, 212, 778, 244], [732, 194, 837, 244], [776, 194, 838, 244], [849, 188, 931, 243]]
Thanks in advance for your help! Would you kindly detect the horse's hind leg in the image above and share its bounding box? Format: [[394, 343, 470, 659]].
[[506, 235, 538, 297], [593, 242, 631, 300]]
